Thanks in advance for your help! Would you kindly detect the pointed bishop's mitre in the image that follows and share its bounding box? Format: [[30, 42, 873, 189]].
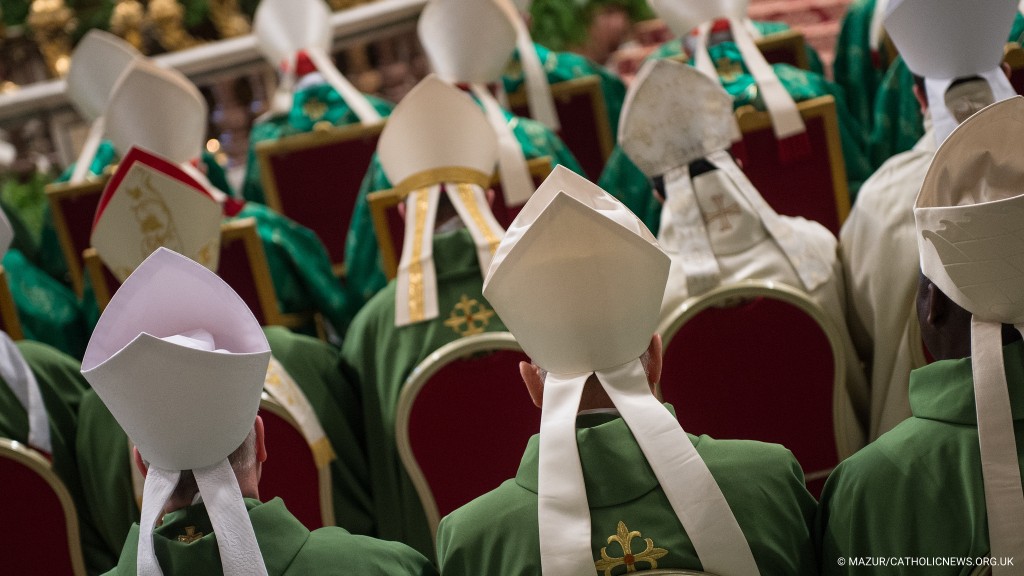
[[648, 0, 751, 37], [253, 0, 332, 68], [66, 30, 141, 123], [483, 166, 668, 373], [418, 0, 518, 84], [105, 59, 207, 165]]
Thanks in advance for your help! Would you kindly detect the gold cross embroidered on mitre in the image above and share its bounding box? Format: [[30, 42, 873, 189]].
[[177, 526, 204, 544], [594, 521, 669, 575], [443, 294, 495, 337], [704, 193, 742, 232]]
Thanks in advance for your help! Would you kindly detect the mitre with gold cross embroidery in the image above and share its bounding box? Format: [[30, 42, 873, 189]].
[[378, 74, 503, 328], [483, 165, 759, 576], [619, 59, 831, 303]]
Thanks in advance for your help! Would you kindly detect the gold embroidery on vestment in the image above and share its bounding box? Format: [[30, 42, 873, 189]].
[[443, 294, 495, 337], [594, 521, 669, 575]]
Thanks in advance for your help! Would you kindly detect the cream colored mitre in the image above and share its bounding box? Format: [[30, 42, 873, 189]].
[[81, 247, 271, 576], [378, 74, 501, 327], [915, 96, 1024, 571], [885, 0, 1018, 144]]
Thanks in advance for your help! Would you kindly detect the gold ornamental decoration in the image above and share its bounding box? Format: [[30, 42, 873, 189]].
[[208, 0, 251, 39], [145, 0, 200, 51], [27, 0, 77, 76], [110, 0, 146, 53]]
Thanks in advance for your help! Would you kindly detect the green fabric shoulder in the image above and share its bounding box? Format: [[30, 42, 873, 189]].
[[832, 0, 890, 143]]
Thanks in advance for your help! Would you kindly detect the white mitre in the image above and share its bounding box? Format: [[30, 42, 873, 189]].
[[253, 0, 381, 124], [915, 96, 1024, 570], [482, 165, 759, 576], [418, 0, 535, 208], [620, 59, 830, 301], [885, 0, 1018, 144], [65, 30, 142, 184], [90, 146, 222, 282], [82, 248, 271, 576], [378, 75, 502, 327], [648, 0, 807, 151]]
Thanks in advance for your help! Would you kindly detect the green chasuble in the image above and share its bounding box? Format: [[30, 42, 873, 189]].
[[867, 14, 1024, 168], [817, 340, 1024, 575], [340, 228, 508, 558], [437, 407, 818, 576], [106, 498, 436, 576], [502, 42, 627, 146], [602, 40, 870, 235], [240, 83, 394, 204], [0, 340, 111, 574], [75, 327, 375, 569], [832, 0, 895, 149], [342, 109, 583, 316]]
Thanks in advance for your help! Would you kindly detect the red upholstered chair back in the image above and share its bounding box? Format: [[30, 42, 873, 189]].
[[255, 122, 385, 278], [0, 267, 24, 340], [1004, 43, 1024, 96], [0, 439, 87, 575], [396, 332, 536, 542], [508, 76, 614, 180], [258, 394, 335, 530], [45, 178, 108, 295], [730, 96, 850, 235], [657, 280, 845, 497], [368, 157, 552, 280]]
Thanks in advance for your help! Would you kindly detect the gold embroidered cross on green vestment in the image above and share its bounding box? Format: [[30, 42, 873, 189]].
[[594, 521, 669, 575]]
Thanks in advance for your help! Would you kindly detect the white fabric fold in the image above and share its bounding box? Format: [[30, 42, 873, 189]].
[[0, 331, 51, 454], [395, 186, 441, 327], [659, 164, 721, 297], [262, 356, 335, 468], [306, 48, 383, 125], [194, 458, 268, 576], [708, 150, 830, 291], [869, 0, 889, 52], [510, 15, 560, 130], [925, 71, 1017, 145], [445, 182, 506, 275], [137, 465, 181, 576], [71, 117, 107, 184], [266, 55, 297, 119], [470, 83, 536, 207], [971, 318, 1024, 575]]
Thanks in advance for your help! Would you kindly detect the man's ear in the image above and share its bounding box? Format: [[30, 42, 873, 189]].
[[486, 187, 496, 207], [926, 282, 945, 327], [254, 415, 267, 464], [133, 446, 148, 478], [646, 333, 663, 386], [912, 83, 928, 116], [520, 361, 544, 408]]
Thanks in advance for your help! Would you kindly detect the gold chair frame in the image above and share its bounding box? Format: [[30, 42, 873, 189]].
[[0, 438, 87, 576], [255, 121, 387, 278], [259, 392, 336, 528], [394, 331, 523, 544], [1004, 42, 1024, 75], [506, 75, 615, 168], [45, 177, 109, 296], [666, 28, 810, 71], [84, 218, 313, 330], [657, 279, 853, 466], [0, 267, 24, 340], [734, 95, 852, 230], [367, 156, 553, 280]]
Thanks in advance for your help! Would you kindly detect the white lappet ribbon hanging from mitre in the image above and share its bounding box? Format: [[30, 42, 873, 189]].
[[649, 0, 808, 158], [253, 0, 382, 125], [65, 30, 142, 184], [418, 0, 536, 208], [0, 208, 50, 455], [378, 75, 504, 327], [81, 248, 272, 576], [494, 0, 560, 130], [915, 97, 1024, 575], [885, 0, 1018, 146], [619, 59, 830, 300], [483, 165, 761, 576]]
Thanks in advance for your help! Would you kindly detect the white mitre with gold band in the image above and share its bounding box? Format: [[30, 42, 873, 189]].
[[253, 0, 381, 124], [0, 207, 50, 457], [378, 75, 503, 327], [915, 97, 1024, 572], [82, 248, 272, 576], [482, 165, 760, 576], [418, 0, 535, 209], [621, 59, 830, 300], [493, 0, 560, 130], [66, 29, 142, 184], [885, 0, 1018, 145], [648, 0, 806, 151]]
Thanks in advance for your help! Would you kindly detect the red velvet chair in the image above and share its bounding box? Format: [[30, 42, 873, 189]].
[[0, 438, 87, 575], [255, 122, 385, 278], [258, 393, 335, 530], [368, 156, 552, 280], [45, 177, 108, 295], [395, 332, 536, 542], [507, 76, 614, 180], [0, 267, 24, 340], [85, 218, 314, 331], [731, 95, 851, 235], [657, 280, 848, 497], [1004, 43, 1024, 95]]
